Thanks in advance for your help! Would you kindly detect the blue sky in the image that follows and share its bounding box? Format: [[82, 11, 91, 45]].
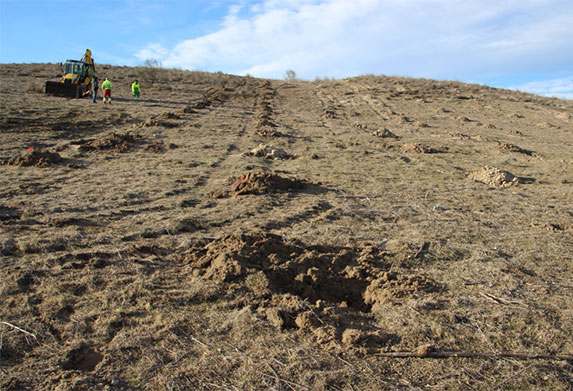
[[1, 0, 572, 99]]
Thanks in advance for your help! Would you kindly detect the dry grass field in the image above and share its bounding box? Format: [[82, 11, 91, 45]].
[[1, 63, 572, 390]]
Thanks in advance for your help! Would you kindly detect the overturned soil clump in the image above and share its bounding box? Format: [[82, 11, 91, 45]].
[[364, 272, 443, 310], [244, 144, 294, 160], [255, 127, 284, 137], [210, 172, 308, 198], [498, 142, 534, 156], [6, 150, 63, 167], [77, 132, 141, 152], [373, 128, 399, 138], [139, 112, 182, 128], [400, 143, 439, 154], [183, 232, 441, 345], [469, 166, 519, 187], [232, 172, 307, 196]]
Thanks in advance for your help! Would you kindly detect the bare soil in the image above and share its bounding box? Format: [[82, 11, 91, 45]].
[[1, 63, 572, 390]]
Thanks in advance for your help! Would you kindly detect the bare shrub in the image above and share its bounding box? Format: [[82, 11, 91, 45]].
[[135, 58, 165, 86], [285, 69, 298, 81]]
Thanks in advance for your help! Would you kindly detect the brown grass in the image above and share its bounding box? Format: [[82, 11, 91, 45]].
[[1, 63, 572, 390]]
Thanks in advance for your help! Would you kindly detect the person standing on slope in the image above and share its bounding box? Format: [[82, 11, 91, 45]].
[[92, 76, 99, 103], [131, 80, 141, 101], [102, 78, 112, 104]]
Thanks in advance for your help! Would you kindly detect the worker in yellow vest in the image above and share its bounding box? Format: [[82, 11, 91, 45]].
[[102, 78, 112, 104], [131, 80, 141, 101]]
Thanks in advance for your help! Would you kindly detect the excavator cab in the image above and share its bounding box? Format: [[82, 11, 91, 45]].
[[45, 50, 96, 98], [65, 61, 85, 75], [61, 60, 89, 86]]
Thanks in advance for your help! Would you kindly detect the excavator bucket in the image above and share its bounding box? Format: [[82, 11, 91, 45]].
[[45, 81, 82, 98]]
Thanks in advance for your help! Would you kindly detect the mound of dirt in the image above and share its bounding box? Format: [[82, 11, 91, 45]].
[[244, 144, 293, 160], [232, 172, 306, 196], [255, 128, 284, 137], [78, 132, 141, 152], [400, 143, 437, 154], [448, 132, 486, 142], [322, 106, 338, 119], [253, 117, 277, 128], [469, 166, 519, 187], [364, 272, 443, 311], [187, 233, 366, 300], [182, 233, 441, 346], [257, 101, 274, 114], [498, 142, 534, 156], [373, 128, 399, 138], [139, 112, 181, 128], [143, 140, 178, 153], [210, 172, 307, 198], [253, 109, 277, 127], [252, 88, 278, 131], [6, 150, 62, 167]]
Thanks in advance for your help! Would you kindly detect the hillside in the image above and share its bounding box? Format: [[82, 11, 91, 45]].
[[1, 63, 572, 390]]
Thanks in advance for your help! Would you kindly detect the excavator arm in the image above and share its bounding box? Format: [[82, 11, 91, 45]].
[[82, 49, 96, 78]]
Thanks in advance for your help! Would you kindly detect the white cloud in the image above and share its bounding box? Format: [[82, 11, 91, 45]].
[[511, 76, 573, 100], [136, 0, 573, 82], [136, 43, 170, 62]]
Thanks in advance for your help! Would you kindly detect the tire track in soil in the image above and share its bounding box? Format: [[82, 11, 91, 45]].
[[315, 85, 346, 124], [93, 80, 269, 241], [109, 83, 255, 216], [348, 81, 400, 121], [187, 80, 267, 188], [1, 84, 252, 253], [198, 81, 330, 235], [262, 200, 334, 231], [1, 93, 236, 241], [250, 80, 285, 138], [315, 81, 398, 126]]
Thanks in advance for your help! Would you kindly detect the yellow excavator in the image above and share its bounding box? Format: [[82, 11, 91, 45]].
[[45, 49, 96, 98]]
